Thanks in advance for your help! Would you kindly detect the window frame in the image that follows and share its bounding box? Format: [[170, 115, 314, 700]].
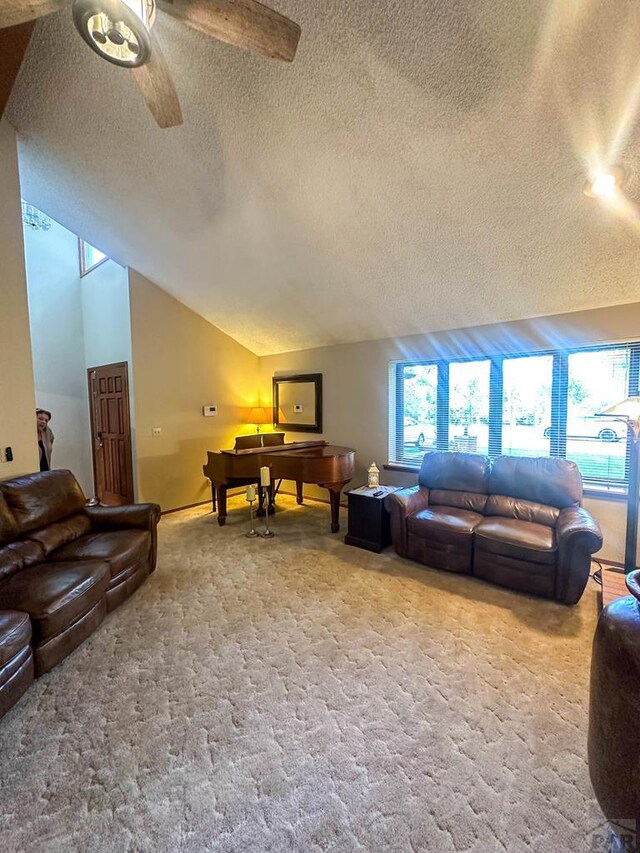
[[390, 341, 639, 496], [79, 238, 108, 277]]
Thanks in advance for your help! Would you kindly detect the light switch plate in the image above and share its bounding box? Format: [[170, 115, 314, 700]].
[[203, 405, 217, 417], [294, 404, 303, 413], [152, 427, 162, 436]]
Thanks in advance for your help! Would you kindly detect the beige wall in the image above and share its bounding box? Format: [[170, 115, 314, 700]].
[[24, 211, 133, 497], [259, 302, 640, 564], [129, 271, 259, 511], [0, 120, 38, 478], [81, 259, 132, 369], [82, 258, 135, 496], [24, 217, 93, 493]]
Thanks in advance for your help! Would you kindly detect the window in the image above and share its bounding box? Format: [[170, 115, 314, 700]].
[[565, 348, 630, 486], [79, 239, 108, 276], [390, 343, 640, 493], [396, 363, 438, 464], [502, 355, 553, 459], [448, 359, 490, 455]]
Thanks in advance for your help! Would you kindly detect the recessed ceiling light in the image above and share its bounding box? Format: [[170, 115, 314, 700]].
[[584, 166, 626, 199]]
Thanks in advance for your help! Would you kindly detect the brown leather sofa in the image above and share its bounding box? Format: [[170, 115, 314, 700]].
[[0, 610, 33, 719], [0, 469, 160, 718], [589, 570, 640, 846], [386, 451, 602, 604]]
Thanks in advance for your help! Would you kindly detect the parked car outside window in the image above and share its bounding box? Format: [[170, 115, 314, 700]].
[[543, 416, 626, 442]]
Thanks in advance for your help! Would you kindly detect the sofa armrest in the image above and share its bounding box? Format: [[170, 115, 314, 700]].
[[385, 486, 430, 557], [85, 503, 160, 530], [555, 507, 603, 604], [85, 503, 161, 572]]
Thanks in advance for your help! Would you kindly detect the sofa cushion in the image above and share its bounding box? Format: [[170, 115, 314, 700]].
[[33, 599, 106, 677], [25, 514, 92, 557], [0, 611, 31, 666], [0, 644, 34, 719], [0, 541, 45, 584], [0, 561, 109, 643], [408, 506, 484, 540], [418, 451, 490, 494], [489, 456, 582, 510], [0, 493, 18, 546], [475, 517, 556, 565], [429, 489, 488, 514], [407, 506, 482, 574], [485, 495, 560, 527], [50, 530, 150, 583], [0, 471, 87, 534]]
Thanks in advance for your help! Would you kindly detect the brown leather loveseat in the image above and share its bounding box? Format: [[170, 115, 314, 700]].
[[0, 469, 160, 719], [386, 451, 603, 604]]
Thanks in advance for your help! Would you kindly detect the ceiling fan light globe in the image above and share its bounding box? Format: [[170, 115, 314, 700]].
[[72, 0, 155, 67]]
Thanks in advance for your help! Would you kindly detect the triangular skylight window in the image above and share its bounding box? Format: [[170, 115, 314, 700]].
[[79, 239, 108, 276]]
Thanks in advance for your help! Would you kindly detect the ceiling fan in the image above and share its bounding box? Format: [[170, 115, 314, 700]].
[[0, 0, 301, 128]]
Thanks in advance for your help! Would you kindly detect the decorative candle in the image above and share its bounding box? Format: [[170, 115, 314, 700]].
[[260, 466, 271, 487], [246, 485, 256, 502]]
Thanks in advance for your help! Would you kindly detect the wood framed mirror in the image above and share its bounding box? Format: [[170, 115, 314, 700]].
[[273, 374, 323, 433]]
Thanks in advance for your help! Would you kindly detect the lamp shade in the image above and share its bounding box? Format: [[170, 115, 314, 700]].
[[248, 407, 270, 426], [598, 396, 640, 422]]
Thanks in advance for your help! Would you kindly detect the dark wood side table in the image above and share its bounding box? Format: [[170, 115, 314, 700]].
[[344, 485, 399, 553]]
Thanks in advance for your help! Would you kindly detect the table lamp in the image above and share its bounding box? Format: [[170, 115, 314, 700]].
[[247, 406, 270, 434], [597, 396, 640, 573]]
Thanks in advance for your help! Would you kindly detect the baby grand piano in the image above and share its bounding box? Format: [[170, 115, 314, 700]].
[[202, 433, 356, 533]]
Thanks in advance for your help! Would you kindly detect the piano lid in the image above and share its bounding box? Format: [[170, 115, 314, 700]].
[[234, 432, 286, 451], [223, 440, 328, 456]]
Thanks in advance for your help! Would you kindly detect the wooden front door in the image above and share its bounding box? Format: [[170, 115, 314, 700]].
[[88, 362, 134, 505]]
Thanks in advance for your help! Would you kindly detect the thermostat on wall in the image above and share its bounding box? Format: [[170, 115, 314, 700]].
[[203, 405, 217, 417]]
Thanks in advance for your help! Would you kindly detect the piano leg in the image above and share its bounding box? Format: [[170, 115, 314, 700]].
[[296, 481, 304, 505], [216, 485, 227, 526], [325, 482, 348, 533], [210, 482, 217, 513]]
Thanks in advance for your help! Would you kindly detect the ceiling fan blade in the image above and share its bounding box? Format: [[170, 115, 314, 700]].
[[0, 0, 68, 29], [132, 33, 183, 128], [156, 0, 300, 62], [0, 20, 34, 119]]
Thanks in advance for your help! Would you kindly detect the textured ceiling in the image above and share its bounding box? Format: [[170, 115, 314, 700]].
[[8, 0, 640, 355]]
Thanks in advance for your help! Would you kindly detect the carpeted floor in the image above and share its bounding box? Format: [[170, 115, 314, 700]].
[[0, 494, 605, 852]]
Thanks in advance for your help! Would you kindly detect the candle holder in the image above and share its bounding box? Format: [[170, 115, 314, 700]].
[[245, 497, 259, 538], [260, 485, 275, 538], [244, 485, 259, 538]]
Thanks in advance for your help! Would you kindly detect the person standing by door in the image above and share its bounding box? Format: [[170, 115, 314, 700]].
[[36, 408, 54, 472]]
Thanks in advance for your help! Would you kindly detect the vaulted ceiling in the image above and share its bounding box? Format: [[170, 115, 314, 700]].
[[7, 0, 640, 354]]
